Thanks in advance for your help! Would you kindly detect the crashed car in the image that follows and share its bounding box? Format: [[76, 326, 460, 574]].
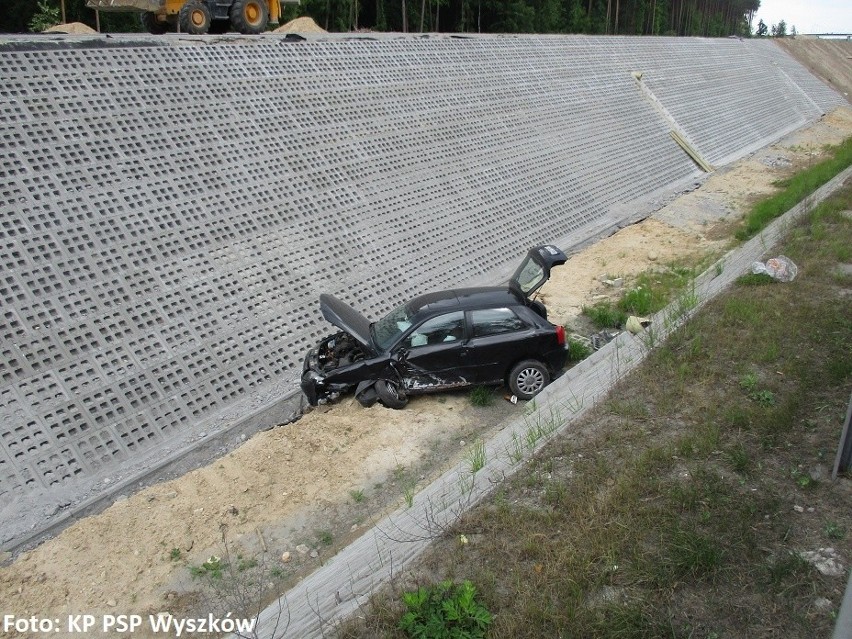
[[301, 245, 569, 409]]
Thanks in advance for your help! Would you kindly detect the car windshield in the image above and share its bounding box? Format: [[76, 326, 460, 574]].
[[514, 257, 545, 294], [371, 302, 413, 352]]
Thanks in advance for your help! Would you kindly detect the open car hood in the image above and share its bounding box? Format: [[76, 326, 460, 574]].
[[319, 294, 377, 356], [509, 245, 568, 297]]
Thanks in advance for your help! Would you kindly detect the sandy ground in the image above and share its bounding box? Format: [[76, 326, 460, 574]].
[[1, 48, 850, 636]]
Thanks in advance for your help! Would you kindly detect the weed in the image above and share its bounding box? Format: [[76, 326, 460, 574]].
[[457, 472, 474, 497], [740, 372, 759, 392], [619, 285, 654, 316], [764, 552, 814, 596], [190, 555, 224, 580], [317, 530, 333, 546], [169, 547, 182, 561], [506, 432, 524, 465], [350, 488, 365, 503], [543, 481, 569, 507], [726, 444, 751, 474], [791, 467, 817, 490], [740, 373, 775, 405], [664, 526, 725, 579], [753, 389, 776, 406], [404, 484, 415, 509], [723, 297, 762, 326], [468, 385, 494, 407], [235, 555, 258, 571], [399, 580, 491, 639], [664, 283, 699, 330], [582, 301, 626, 329], [566, 337, 592, 362], [466, 440, 486, 474], [522, 410, 561, 450], [736, 273, 775, 286], [607, 397, 650, 420], [824, 521, 846, 540]]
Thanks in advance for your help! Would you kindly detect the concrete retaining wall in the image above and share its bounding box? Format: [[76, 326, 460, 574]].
[[0, 33, 845, 547]]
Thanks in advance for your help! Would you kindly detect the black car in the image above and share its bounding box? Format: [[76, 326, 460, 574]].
[[300, 245, 569, 409]]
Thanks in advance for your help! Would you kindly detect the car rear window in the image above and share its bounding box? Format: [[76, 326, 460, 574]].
[[471, 308, 526, 337]]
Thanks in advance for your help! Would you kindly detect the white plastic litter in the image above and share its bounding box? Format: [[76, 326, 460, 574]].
[[751, 255, 798, 282], [625, 316, 651, 334]]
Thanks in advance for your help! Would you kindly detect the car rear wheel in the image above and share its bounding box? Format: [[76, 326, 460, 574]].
[[375, 379, 408, 409], [508, 360, 550, 400]]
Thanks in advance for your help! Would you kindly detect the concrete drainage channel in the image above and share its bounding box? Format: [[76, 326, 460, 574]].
[[245, 168, 852, 638]]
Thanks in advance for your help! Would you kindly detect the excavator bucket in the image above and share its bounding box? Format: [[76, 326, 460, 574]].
[[85, 0, 163, 12]]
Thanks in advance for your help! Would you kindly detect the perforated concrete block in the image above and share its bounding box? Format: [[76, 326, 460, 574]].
[[0, 33, 845, 545]]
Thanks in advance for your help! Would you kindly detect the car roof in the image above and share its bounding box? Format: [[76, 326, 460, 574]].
[[407, 287, 522, 322]]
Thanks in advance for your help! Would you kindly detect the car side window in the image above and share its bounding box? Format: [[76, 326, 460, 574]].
[[471, 308, 526, 338], [405, 312, 465, 348]]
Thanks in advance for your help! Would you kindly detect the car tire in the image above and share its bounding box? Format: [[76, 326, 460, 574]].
[[375, 380, 408, 409], [508, 360, 550, 400]]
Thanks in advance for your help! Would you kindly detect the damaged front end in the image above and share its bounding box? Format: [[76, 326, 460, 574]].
[[300, 331, 368, 405]]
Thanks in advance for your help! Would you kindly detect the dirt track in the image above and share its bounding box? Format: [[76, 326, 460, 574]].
[[1, 40, 850, 638]]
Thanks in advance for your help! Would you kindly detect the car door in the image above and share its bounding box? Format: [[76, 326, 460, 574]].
[[464, 307, 533, 384], [395, 311, 472, 391]]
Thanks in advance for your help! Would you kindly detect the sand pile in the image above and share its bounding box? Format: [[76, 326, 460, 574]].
[[273, 16, 327, 33], [44, 22, 97, 34]]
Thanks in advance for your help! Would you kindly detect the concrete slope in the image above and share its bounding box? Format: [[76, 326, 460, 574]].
[[0, 33, 845, 548]]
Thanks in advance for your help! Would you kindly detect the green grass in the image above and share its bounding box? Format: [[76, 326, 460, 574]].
[[582, 265, 699, 329], [566, 336, 593, 362], [582, 301, 627, 329], [737, 136, 852, 240], [469, 385, 495, 407], [339, 182, 852, 639]]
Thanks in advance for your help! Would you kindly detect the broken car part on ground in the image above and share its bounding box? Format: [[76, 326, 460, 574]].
[[301, 246, 570, 409]]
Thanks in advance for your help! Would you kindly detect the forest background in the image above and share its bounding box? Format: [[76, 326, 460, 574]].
[[5, 0, 794, 42]]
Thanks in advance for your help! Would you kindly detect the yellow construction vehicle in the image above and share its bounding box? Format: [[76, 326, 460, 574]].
[[86, 0, 298, 35]]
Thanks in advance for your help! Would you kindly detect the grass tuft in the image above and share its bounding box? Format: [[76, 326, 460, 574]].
[[469, 385, 495, 407]]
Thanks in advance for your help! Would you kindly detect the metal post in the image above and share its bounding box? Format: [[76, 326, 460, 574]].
[[832, 392, 852, 480], [833, 570, 852, 639]]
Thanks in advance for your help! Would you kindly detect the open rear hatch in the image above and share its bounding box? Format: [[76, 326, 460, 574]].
[[509, 245, 568, 297]]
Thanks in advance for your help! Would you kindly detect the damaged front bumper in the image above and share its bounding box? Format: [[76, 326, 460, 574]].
[[300, 348, 352, 406], [300, 349, 326, 406]]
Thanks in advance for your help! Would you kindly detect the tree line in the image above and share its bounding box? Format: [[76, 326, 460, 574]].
[[6, 0, 783, 39]]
